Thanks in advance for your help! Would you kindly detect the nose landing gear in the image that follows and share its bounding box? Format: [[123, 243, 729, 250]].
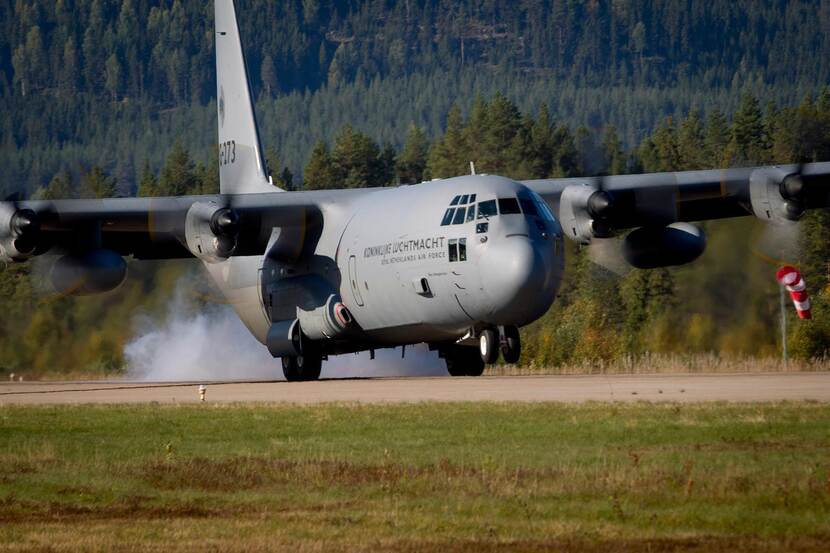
[[444, 325, 522, 377], [500, 325, 521, 364]]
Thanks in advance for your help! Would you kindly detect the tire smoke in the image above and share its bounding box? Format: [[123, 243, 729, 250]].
[[124, 280, 446, 381]]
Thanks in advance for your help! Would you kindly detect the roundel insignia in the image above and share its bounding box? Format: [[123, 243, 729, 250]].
[[219, 86, 225, 127]]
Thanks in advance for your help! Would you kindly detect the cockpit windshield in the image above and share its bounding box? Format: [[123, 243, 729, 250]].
[[477, 200, 497, 219]]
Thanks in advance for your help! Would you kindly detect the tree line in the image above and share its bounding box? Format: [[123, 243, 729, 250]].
[[3, 0, 830, 197]]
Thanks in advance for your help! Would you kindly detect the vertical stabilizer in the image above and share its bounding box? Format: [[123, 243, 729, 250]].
[[215, 0, 278, 193]]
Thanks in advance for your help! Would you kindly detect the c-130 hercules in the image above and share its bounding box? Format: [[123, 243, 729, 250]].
[[2, 0, 829, 381]]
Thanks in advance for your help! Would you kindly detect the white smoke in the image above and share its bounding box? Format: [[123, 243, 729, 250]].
[[124, 280, 445, 381]]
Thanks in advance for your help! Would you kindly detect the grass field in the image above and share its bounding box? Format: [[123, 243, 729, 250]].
[[1, 402, 829, 551]]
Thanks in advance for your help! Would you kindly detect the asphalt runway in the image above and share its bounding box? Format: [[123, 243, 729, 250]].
[[0, 372, 828, 405]]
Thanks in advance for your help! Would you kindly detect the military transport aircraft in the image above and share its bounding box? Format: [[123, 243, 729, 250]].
[[1, 0, 829, 381]]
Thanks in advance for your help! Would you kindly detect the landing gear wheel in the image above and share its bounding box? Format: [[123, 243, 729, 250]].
[[282, 351, 322, 382], [445, 346, 486, 377], [479, 329, 499, 364], [501, 325, 521, 364]]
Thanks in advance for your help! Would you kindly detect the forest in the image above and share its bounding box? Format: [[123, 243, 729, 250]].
[[1, 1, 830, 374], [3, 0, 830, 194], [1, 88, 830, 375]]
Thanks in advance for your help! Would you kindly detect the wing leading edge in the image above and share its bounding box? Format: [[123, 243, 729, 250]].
[[523, 161, 830, 244]]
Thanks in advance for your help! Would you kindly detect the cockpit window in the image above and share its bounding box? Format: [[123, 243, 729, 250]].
[[441, 208, 456, 226], [498, 197, 521, 214], [519, 198, 538, 217], [477, 200, 497, 219], [469, 194, 477, 203], [465, 205, 476, 223], [459, 194, 469, 205], [452, 206, 467, 225], [450, 195, 461, 206]]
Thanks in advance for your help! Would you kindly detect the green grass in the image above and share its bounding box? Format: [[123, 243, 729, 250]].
[[0, 402, 829, 551]]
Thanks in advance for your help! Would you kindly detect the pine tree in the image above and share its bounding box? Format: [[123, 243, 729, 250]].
[[705, 108, 730, 167], [158, 141, 197, 196], [729, 92, 766, 165], [678, 110, 706, 170], [137, 160, 158, 197], [304, 140, 336, 190], [527, 104, 555, 178], [79, 166, 116, 199], [428, 104, 466, 178], [602, 126, 627, 175], [395, 124, 429, 184]]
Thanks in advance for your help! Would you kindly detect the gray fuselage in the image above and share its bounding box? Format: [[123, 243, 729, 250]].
[[213, 175, 565, 354]]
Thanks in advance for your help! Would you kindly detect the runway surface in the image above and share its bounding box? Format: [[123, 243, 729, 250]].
[[1, 372, 829, 405]]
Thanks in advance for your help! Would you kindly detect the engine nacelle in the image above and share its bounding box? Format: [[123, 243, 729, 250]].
[[297, 294, 354, 340], [184, 201, 239, 263], [750, 167, 805, 223], [623, 223, 706, 269], [264, 274, 355, 357], [49, 249, 127, 296], [559, 184, 614, 244], [0, 206, 40, 262]]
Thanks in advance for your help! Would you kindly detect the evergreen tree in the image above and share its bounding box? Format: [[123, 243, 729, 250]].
[[678, 110, 706, 170], [705, 108, 730, 167], [158, 141, 198, 196], [137, 160, 158, 197], [602, 126, 627, 175], [79, 166, 116, 199], [304, 140, 336, 190], [729, 93, 766, 165], [428, 104, 466, 178], [395, 124, 429, 184]]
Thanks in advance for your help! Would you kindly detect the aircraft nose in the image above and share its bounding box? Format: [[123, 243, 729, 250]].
[[479, 235, 557, 325]]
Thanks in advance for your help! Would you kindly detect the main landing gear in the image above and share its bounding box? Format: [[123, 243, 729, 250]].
[[445, 325, 521, 377], [282, 347, 323, 382]]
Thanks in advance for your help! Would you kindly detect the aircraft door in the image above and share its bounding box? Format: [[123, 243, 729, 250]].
[[348, 255, 364, 306]]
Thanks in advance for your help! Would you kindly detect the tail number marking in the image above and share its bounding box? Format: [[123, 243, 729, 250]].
[[219, 140, 236, 165]]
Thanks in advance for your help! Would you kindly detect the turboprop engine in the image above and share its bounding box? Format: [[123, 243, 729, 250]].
[[622, 223, 706, 269], [559, 183, 615, 243], [0, 206, 40, 262], [184, 201, 240, 263], [749, 167, 806, 223]]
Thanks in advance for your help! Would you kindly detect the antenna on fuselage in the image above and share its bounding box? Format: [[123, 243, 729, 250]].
[[469, 161, 477, 175]]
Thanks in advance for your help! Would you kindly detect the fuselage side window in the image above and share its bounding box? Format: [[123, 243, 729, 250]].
[[450, 195, 461, 206], [477, 200, 497, 219], [441, 208, 456, 226], [498, 197, 521, 214], [465, 205, 476, 223], [459, 238, 467, 261], [448, 239, 458, 262]]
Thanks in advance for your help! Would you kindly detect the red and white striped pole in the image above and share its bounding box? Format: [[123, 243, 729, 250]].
[[776, 266, 812, 320]]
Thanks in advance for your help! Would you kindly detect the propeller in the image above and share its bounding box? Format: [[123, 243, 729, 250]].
[[587, 173, 615, 238]]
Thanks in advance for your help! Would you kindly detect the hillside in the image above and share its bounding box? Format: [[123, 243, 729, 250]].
[[2, 0, 830, 193]]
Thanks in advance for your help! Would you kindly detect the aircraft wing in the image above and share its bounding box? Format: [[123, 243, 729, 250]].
[[523, 161, 830, 243], [0, 189, 367, 262]]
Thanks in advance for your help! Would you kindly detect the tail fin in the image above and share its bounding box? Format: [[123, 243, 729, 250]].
[[215, 0, 279, 194]]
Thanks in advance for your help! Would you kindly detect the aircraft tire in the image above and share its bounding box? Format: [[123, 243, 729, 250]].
[[479, 329, 499, 364], [501, 325, 521, 364], [282, 353, 322, 382], [445, 346, 485, 377]]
